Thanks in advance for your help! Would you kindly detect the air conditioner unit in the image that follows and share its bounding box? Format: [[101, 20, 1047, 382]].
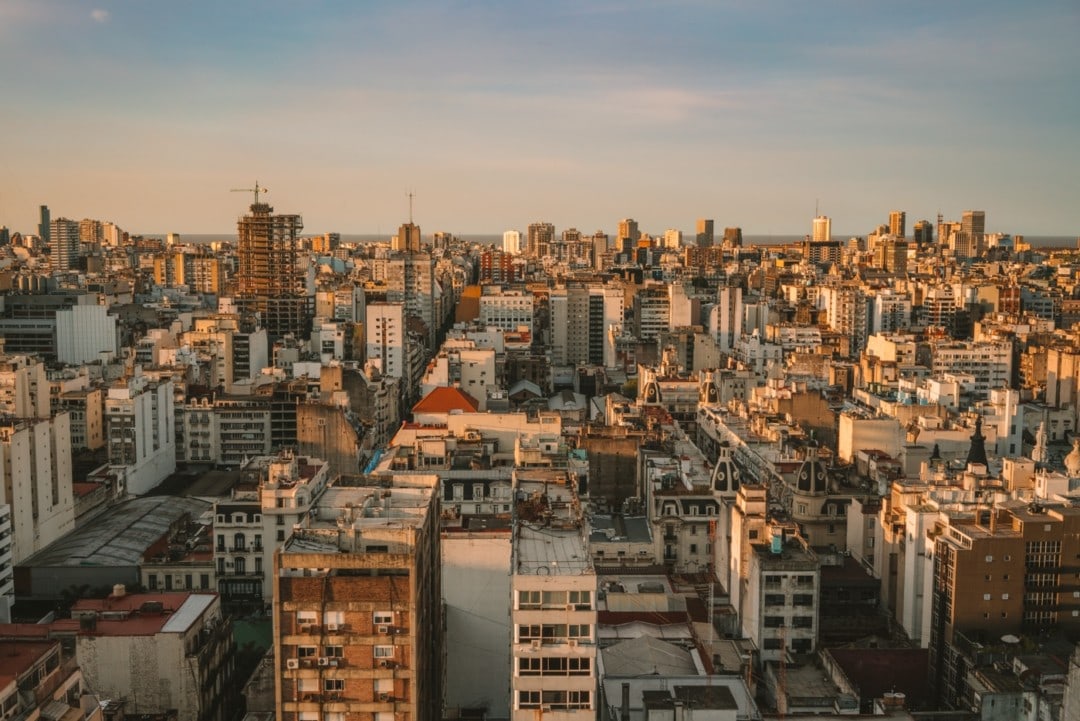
[[300, 658, 314, 668], [566, 603, 576, 611], [328, 659, 339, 667], [379, 693, 390, 702], [285, 659, 299, 669], [318, 657, 329, 667], [327, 623, 339, 632], [377, 624, 390, 634], [568, 639, 579, 648], [530, 639, 542, 650], [379, 659, 391, 668]]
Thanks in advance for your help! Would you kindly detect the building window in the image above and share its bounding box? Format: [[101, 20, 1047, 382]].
[[200, 574, 209, 589], [373, 611, 393, 626], [148, 574, 158, 590], [324, 679, 344, 692], [374, 645, 394, 658], [298, 646, 317, 658]]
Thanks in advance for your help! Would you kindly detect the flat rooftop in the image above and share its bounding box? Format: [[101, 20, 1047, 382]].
[[515, 524, 590, 576]]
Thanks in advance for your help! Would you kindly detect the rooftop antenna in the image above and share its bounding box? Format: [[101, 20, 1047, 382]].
[[815, 198, 819, 217], [231, 181, 268, 206], [407, 190, 415, 224]]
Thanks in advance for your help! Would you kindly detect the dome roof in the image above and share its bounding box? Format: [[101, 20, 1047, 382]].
[[795, 446, 828, 494]]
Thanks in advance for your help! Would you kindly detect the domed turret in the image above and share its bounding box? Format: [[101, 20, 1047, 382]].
[[641, 366, 661, 405], [700, 370, 719, 405], [795, 444, 828, 494], [712, 443, 741, 493]]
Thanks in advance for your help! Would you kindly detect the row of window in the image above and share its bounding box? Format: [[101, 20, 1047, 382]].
[[517, 590, 591, 610], [517, 690, 591, 710], [517, 624, 592, 642], [147, 573, 210, 591], [517, 657, 591, 675]]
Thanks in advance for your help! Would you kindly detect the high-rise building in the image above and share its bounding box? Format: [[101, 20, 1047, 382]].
[[393, 222, 422, 253], [503, 229, 521, 254], [958, 210, 986, 257], [49, 217, 79, 271], [37, 205, 50, 245], [526, 222, 554, 257], [695, 218, 714, 248], [913, 219, 933, 246], [273, 476, 443, 721], [235, 199, 312, 339], [511, 474, 596, 720], [590, 231, 609, 271], [662, 228, 682, 249], [723, 226, 743, 248], [888, 210, 906, 238], [812, 215, 831, 243], [366, 302, 406, 379], [616, 218, 639, 253], [79, 218, 104, 244]]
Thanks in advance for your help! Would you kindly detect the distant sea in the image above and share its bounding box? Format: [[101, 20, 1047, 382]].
[[150, 233, 1080, 249]]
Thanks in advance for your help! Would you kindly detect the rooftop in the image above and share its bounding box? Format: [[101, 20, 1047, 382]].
[[19, 496, 211, 568]]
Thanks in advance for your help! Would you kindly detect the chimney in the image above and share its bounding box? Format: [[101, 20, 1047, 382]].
[[620, 682, 630, 721]]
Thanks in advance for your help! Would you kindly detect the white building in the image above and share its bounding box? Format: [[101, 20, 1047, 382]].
[[0, 354, 51, 418], [871, 290, 913, 335], [366, 302, 406, 379], [0, 505, 13, 622], [742, 533, 820, 662], [105, 371, 176, 495], [503, 229, 522, 254], [812, 215, 831, 243], [711, 286, 743, 353], [55, 303, 118, 365], [550, 284, 623, 367], [443, 524, 512, 716], [479, 288, 534, 333], [511, 475, 596, 719], [0, 416, 75, 564], [930, 340, 1013, 401]]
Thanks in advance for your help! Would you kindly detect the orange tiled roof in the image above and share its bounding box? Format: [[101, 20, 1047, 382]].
[[412, 386, 480, 414]]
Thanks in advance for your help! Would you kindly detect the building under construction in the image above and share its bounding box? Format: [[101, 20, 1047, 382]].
[[235, 201, 312, 339]]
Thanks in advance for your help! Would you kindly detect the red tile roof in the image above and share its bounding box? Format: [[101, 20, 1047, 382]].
[[412, 386, 480, 415]]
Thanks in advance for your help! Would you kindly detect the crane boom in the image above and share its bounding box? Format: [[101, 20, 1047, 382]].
[[231, 181, 268, 205]]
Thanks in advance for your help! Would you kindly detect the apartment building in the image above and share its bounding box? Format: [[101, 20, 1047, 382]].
[[511, 472, 597, 719], [273, 475, 442, 721]]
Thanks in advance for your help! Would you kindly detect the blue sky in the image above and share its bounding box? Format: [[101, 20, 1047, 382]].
[[2, 0, 1078, 237]]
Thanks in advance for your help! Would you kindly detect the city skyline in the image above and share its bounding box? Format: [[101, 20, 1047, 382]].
[[1, 0, 1078, 236]]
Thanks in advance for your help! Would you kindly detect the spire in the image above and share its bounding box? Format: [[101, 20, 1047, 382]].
[[966, 415, 988, 469]]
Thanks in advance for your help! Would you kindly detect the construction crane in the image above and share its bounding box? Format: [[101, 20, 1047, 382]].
[[231, 181, 268, 205]]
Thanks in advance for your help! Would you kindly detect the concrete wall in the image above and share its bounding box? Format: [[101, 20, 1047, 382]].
[[443, 532, 512, 719]]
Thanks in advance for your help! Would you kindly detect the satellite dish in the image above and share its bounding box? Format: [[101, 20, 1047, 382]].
[[1001, 634, 1020, 644]]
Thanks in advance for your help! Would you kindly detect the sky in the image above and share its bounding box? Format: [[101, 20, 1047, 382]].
[[1, 0, 1078, 238]]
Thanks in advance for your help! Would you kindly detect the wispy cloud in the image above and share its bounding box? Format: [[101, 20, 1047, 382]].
[[90, 8, 109, 24]]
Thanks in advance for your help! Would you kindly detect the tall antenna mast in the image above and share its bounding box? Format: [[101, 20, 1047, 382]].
[[408, 190, 415, 224]]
